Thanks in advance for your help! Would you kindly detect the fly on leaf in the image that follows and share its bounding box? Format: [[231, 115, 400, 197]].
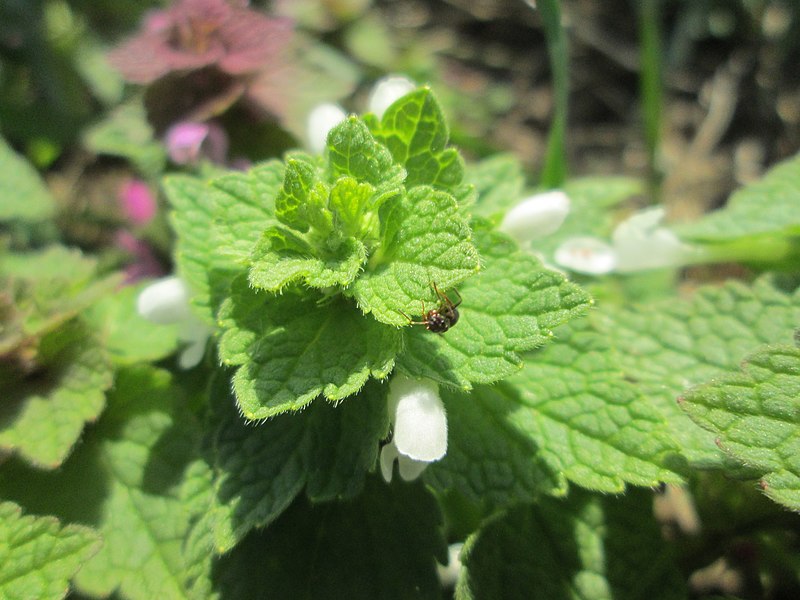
[[399, 282, 461, 333]]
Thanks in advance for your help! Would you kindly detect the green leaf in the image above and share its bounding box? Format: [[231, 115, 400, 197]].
[[681, 344, 800, 511], [428, 321, 681, 504], [304, 381, 390, 501], [163, 175, 241, 325], [274, 157, 319, 232], [370, 88, 465, 191], [329, 176, 376, 237], [215, 478, 446, 600], [0, 135, 55, 221], [84, 283, 180, 365], [189, 375, 389, 553], [596, 277, 800, 468], [675, 152, 800, 242], [465, 153, 525, 219], [427, 384, 565, 504], [69, 366, 200, 599], [458, 490, 685, 600], [0, 321, 112, 468], [399, 231, 591, 389], [249, 225, 366, 291], [508, 321, 681, 491], [0, 246, 121, 349], [347, 185, 479, 326], [82, 99, 166, 178], [218, 279, 400, 419], [179, 461, 219, 600], [210, 160, 284, 265], [0, 365, 200, 599], [327, 117, 399, 186], [0, 501, 101, 600], [163, 175, 220, 322]]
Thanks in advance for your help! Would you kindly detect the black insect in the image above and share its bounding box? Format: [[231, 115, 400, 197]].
[[400, 282, 462, 333]]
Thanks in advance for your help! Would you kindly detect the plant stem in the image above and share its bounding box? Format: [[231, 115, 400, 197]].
[[537, 0, 569, 188], [638, 0, 664, 200]]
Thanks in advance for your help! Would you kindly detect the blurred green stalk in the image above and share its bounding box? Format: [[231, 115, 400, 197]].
[[537, 0, 568, 188], [638, 0, 664, 197]]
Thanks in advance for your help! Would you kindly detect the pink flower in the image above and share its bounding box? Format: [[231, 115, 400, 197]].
[[165, 121, 228, 165], [107, 0, 293, 130], [119, 179, 157, 225], [108, 0, 292, 84]]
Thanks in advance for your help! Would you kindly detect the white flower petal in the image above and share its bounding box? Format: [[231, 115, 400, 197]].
[[499, 190, 570, 242], [554, 237, 617, 275], [388, 375, 447, 462], [437, 542, 464, 588], [137, 276, 191, 324], [307, 103, 347, 154], [368, 75, 416, 119], [379, 442, 399, 483], [397, 454, 429, 481], [612, 207, 692, 272], [178, 337, 206, 369]]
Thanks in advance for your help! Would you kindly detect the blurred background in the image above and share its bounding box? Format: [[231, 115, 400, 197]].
[[1, 0, 798, 236]]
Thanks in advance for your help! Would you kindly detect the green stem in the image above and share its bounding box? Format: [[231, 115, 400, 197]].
[[537, 0, 569, 188], [689, 236, 798, 267], [638, 0, 664, 199]]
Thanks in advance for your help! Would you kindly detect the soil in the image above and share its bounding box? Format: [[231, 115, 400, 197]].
[[376, 0, 800, 221]]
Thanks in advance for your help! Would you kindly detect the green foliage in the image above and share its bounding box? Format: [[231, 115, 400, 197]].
[[0, 321, 112, 469], [0, 366, 202, 599], [184, 375, 389, 555], [202, 89, 588, 419], [0, 501, 101, 600], [457, 490, 685, 600], [83, 283, 180, 366], [346, 185, 479, 326], [399, 231, 591, 389], [82, 99, 166, 178], [465, 153, 525, 220], [14, 50, 800, 598], [0, 135, 55, 222], [0, 246, 120, 354], [597, 277, 800, 468], [210, 161, 285, 265], [219, 278, 399, 418], [675, 152, 800, 242], [214, 478, 447, 600], [427, 320, 681, 506], [367, 88, 465, 191], [681, 344, 800, 510]]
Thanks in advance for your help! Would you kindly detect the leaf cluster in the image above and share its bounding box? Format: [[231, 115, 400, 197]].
[[164, 88, 590, 419]]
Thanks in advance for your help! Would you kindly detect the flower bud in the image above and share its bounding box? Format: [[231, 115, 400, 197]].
[[367, 75, 416, 119], [306, 103, 347, 154], [499, 190, 570, 243]]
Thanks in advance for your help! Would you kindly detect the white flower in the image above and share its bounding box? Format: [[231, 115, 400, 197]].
[[553, 236, 617, 275], [137, 276, 211, 369], [611, 207, 693, 272], [306, 103, 347, 154], [499, 190, 570, 244], [379, 374, 447, 483], [553, 207, 696, 275], [436, 542, 464, 588], [368, 75, 416, 119]]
